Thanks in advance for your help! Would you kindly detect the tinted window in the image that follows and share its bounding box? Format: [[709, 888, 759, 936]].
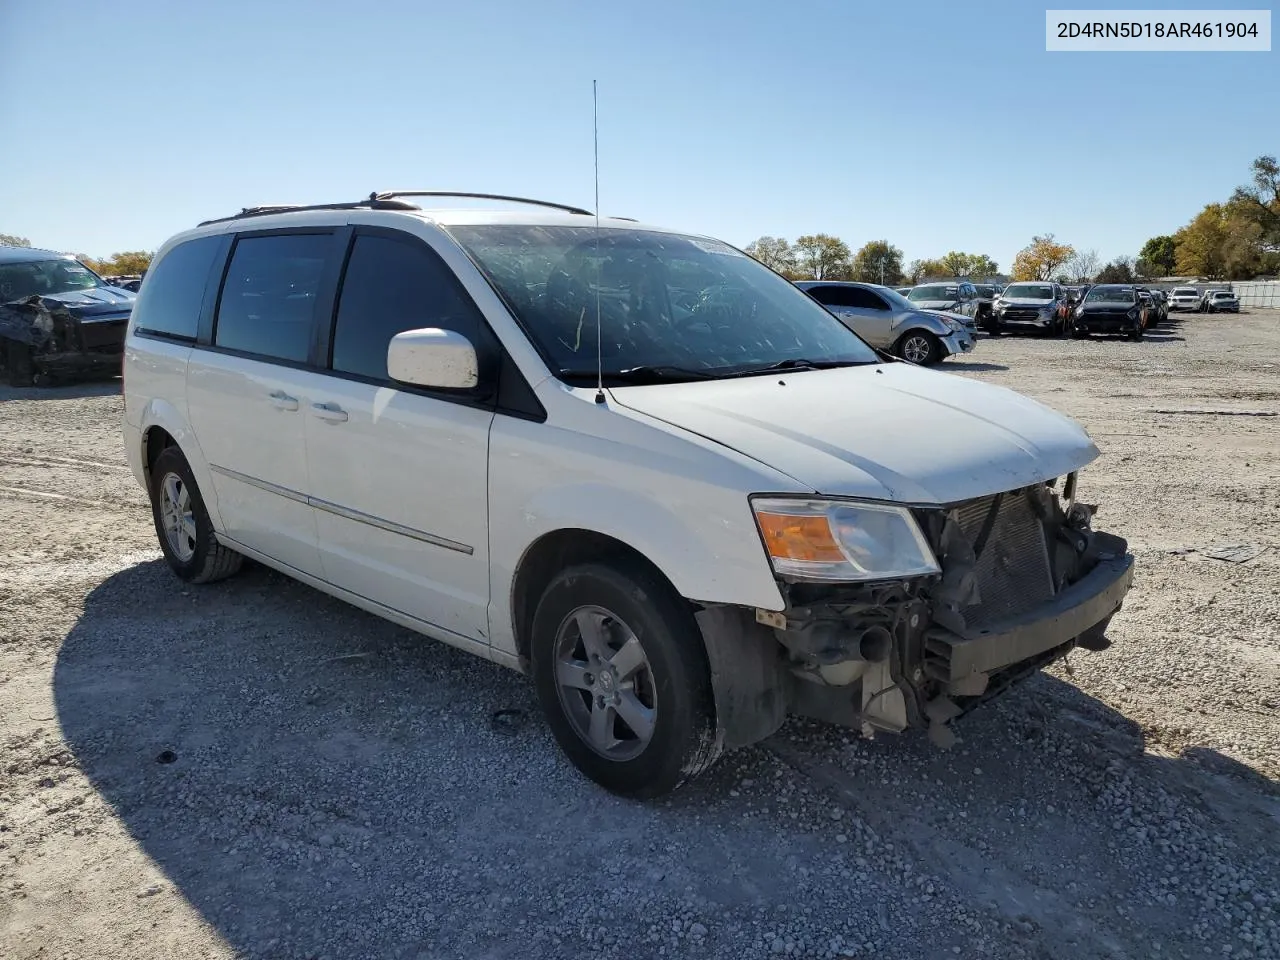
[[331, 234, 484, 381], [131, 236, 222, 340], [214, 233, 331, 362], [807, 285, 855, 308], [847, 287, 889, 310]]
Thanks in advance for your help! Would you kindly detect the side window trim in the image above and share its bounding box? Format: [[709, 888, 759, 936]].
[[321, 224, 545, 421], [204, 227, 343, 367]]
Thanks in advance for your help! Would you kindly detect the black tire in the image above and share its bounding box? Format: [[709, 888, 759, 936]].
[[148, 446, 243, 584], [895, 330, 943, 365], [529, 560, 720, 798], [1127, 325, 1144, 342], [3, 340, 36, 387], [1071, 328, 1089, 339]]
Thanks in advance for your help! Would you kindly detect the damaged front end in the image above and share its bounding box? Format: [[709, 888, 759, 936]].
[[0, 296, 128, 386], [697, 474, 1135, 751]]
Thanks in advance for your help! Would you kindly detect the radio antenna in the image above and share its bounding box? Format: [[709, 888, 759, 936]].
[[592, 79, 605, 405]]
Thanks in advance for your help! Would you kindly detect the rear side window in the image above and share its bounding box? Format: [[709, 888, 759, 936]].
[[214, 233, 331, 362], [847, 288, 888, 310], [131, 236, 222, 340], [806, 285, 851, 308], [330, 233, 485, 381]]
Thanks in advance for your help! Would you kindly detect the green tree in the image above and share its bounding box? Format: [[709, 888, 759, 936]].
[[907, 257, 949, 283], [1095, 258, 1134, 283], [793, 234, 852, 280], [1, 233, 31, 247], [743, 236, 797, 275], [1230, 154, 1280, 253], [1012, 234, 1074, 281], [851, 240, 904, 285], [1138, 235, 1177, 276], [936, 251, 999, 279]]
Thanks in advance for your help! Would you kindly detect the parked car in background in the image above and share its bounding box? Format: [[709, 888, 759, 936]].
[[989, 281, 1070, 336], [795, 280, 975, 365], [0, 246, 134, 385], [1167, 287, 1201, 311], [121, 191, 1134, 797], [905, 280, 989, 324], [1071, 284, 1147, 340], [1134, 288, 1167, 328], [1203, 290, 1240, 313]]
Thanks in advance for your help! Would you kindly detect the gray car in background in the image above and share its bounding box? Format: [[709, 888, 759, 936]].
[[796, 280, 976, 366]]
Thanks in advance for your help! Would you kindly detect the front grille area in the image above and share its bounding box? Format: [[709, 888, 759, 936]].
[[1002, 308, 1043, 322], [950, 489, 1054, 629]]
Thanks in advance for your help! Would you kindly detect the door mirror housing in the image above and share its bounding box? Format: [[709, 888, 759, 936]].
[[386, 328, 479, 390]]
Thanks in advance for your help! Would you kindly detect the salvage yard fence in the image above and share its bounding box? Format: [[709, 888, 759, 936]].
[[1232, 282, 1280, 309]]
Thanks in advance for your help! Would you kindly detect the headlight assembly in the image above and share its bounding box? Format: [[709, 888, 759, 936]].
[[751, 497, 941, 582]]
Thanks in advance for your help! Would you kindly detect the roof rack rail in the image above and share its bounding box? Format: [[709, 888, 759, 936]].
[[197, 195, 420, 227], [372, 191, 593, 217], [196, 190, 595, 228]]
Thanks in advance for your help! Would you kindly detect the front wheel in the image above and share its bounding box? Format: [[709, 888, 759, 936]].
[[149, 446, 244, 583], [896, 330, 943, 365], [530, 560, 719, 798]]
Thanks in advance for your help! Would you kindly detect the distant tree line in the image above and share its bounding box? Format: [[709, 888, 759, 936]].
[[742, 235, 1002, 286]]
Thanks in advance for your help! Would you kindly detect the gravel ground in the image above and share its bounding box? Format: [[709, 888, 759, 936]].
[[2, 310, 1278, 960]]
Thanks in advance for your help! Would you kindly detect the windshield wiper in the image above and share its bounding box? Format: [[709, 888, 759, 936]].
[[720, 358, 875, 377], [557, 365, 717, 385]]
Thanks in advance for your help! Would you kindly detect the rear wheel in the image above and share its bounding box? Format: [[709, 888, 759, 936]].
[[530, 560, 719, 798], [896, 330, 943, 365], [148, 446, 244, 583]]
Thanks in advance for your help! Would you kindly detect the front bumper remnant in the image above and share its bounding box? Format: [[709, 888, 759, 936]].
[[924, 534, 1133, 686]]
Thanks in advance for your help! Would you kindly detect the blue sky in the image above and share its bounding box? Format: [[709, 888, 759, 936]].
[[1, 0, 1275, 272]]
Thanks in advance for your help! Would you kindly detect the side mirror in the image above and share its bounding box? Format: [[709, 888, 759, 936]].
[[386, 328, 478, 390]]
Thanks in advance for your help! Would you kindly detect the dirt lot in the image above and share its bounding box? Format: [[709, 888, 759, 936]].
[[2, 310, 1278, 960]]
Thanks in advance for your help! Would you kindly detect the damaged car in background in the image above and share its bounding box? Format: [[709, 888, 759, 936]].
[[0, 246, 134, 386]]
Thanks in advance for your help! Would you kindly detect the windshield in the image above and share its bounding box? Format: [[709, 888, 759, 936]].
[[0, 258, 105, 303], [907, 285, 958, 301], [1173, 289, 1198, 296], [1085, 286, 1134, 303], [1212, 291, 1234, 298], [1003, 284, 1054, 300], [447, 225, 880, 382]]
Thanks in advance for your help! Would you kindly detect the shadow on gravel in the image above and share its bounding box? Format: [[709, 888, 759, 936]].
[[54, 557, 1280, 959], [0, 377, 120, 403], [54, 558, 779, 960]]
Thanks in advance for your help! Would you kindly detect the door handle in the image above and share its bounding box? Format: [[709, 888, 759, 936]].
[[311, 401, 348, 423], [268, 390, 299, 411]]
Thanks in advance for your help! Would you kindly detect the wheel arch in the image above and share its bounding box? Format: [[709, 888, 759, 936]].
[[509, 528, 691, 669], [136, 399, 223, 529]]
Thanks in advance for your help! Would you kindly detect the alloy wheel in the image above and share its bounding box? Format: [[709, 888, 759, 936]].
[[553, 605, 657, 760], [159, 472, 197, 562]]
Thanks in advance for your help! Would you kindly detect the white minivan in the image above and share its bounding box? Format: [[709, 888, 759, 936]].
[[122, 192, 1135, 798]]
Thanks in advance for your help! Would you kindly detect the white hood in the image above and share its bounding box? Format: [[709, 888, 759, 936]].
[[610, 363, 1099, 504]]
